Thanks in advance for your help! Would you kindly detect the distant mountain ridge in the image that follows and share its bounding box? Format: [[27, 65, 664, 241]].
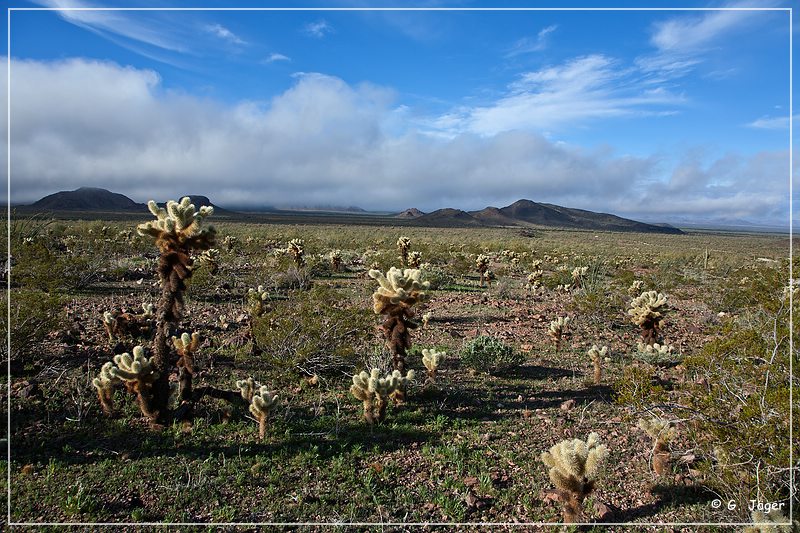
[[24, 187, 683, 234]]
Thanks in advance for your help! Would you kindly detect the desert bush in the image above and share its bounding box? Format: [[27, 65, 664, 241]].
[[5, 288, 65, 369], [271, 266, 313, 291], [419, 263, 454, 290], [251, 285, 374, 378], [460, 335, 523, 375]]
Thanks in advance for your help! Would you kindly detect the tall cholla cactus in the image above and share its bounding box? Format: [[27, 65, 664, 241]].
[[397, 236, 411, 266], [286, 238, 305, 268], [541, 432, 609, 523], [571, 266, 588, 288], [548, 316, 570, 351], [628, 290, 668, 345], [638, 417, 677, 476], [407, 250, 422, 269], [136, 197, 215, 421], [198, 248, 220, 275], [247, 286, 270, 318], [350, 368, 415, 424], [368, 267, 430, 379], [475, 254, 490, 287], [422, 348, 445, 384], [249, 386, 279, 440], [587, 345, 608, 385], [526, 270, 543, 293], [172, 332, 200, 404], [94, 346, 160, 419]]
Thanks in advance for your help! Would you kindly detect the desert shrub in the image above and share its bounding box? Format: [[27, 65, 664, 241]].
[[251, 285, 374, 379], [419, 264, 454, 290], [612, 364, 668, 408], [459, 335, 523, 375], [306, 254, 334, 278], [5, 288, 65, 370], [271, 267, 313, 291], [11, 238, 97, 292]]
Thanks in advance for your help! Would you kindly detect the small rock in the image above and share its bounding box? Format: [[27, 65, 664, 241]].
[[560, 399, 576, 411]]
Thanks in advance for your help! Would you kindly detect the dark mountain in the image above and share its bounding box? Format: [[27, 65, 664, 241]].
[[469, 206, 522, 227], [395, 208, 425, 219], [30, 187, 144, 211], [414, 208, 483, 227]]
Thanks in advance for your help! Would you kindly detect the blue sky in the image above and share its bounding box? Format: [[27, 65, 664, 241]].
[[2, 1, 796, 227]]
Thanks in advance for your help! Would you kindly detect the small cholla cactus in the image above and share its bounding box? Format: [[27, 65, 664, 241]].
[[421, 312, 432, 328], [350, 368, 415, 424], [627, 280, 644, 296], [368, 268, 430, 378], [571, 266, 588, 288], [92, 362, 121, 416], [140, 303, 155, 318], [198, 248, 220, 275], [397, 236, 411, 266], [530, 259, 543, 270], [541, 432, 609, 523], [222, 235, 238, 252], [421, 348, 445, 384], [635, 341, 675, 366], [102, 304, 154, 342], [286, 239, 305, 268], [628, 291, 668, 345], [548, 316, 570, 351], [475, 254, 490, 287], [526, 270, 543, 293], [587, 345, 608, 385], [638, 417, 677, 476], [743, 509, 793, 533], [407, 250, 422, 269], [103, 346, 160, 420], [249, 386, 279, 439], [329, 249, 343, 272], [484, 269, 496, 287], [555, 284, 571, 293], [172, 332, 200, 402], [247, 286, 270, 318]]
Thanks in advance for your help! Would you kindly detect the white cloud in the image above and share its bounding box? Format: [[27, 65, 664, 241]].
[[303, 19, 334, 38], [429, 55, 684, 137], [204, 23, 246, 45], [746, 114, 797, 130], [3, 58, 789, 225], [506, 24, 558, 56], [263, 53, 291, 63]]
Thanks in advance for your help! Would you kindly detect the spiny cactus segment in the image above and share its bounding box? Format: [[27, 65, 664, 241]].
[[236, 377, 261, 403], [286, 238, 305, 268], [422, 348, 445, 383], [628, 290, 668, 345], [92, 362, 121, 416], [638, 417, 677, 476], [548, 316, 570, 351], [350, 368, 415, 424], [541, 432, 609, 523], [137, 197, 215, 252], [247, 285, 270, 318], [587, 345, 608, 385], [526, 270, 543, 293], [397, 236, 411, 266], [627, 280, 644, 296], [198, 248, 220, 275], [99, 346, 160, 420], [407, 250, 422, 269]]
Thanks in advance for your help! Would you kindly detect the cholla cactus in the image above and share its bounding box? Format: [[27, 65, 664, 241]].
[[407, 250, 422, 269], [628, 291, 668, 345], [627, 280, 644, 296], [475, 254, 490, 287], [247, 285, 270, 318], [350, 368, 415, 423], [638, 417, 677, 476], [140, 303, 155, 318], [368, 268, 430, 378], [198, 248, 220, 275], [421, 312, 432, 328], [286, 239, 305, 268], [587, 345, 608, 385], [329, 249, 343, 272], [172, 331, 200, 403], [102, 304, 155, 342], [526, 270, 543, 293], [743, 509, 794, 533], [92, 362, 121, 416], [236, 377, 261, 403], [222, 235, 238, 252], [571, 266, 588, 288], [249, 386, 279, 439], [555, 284, 571, 293], [548, 316, 570, 351], [530, 259, 543, 270], [484, 269, 496, 287], [103, 346, 160, 419], [136, 197, 215, 421], [635, 341, 675, 366], [397, 236, 411, 266], [422, 348, 445, 383], [541, 432, 609, 523]]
